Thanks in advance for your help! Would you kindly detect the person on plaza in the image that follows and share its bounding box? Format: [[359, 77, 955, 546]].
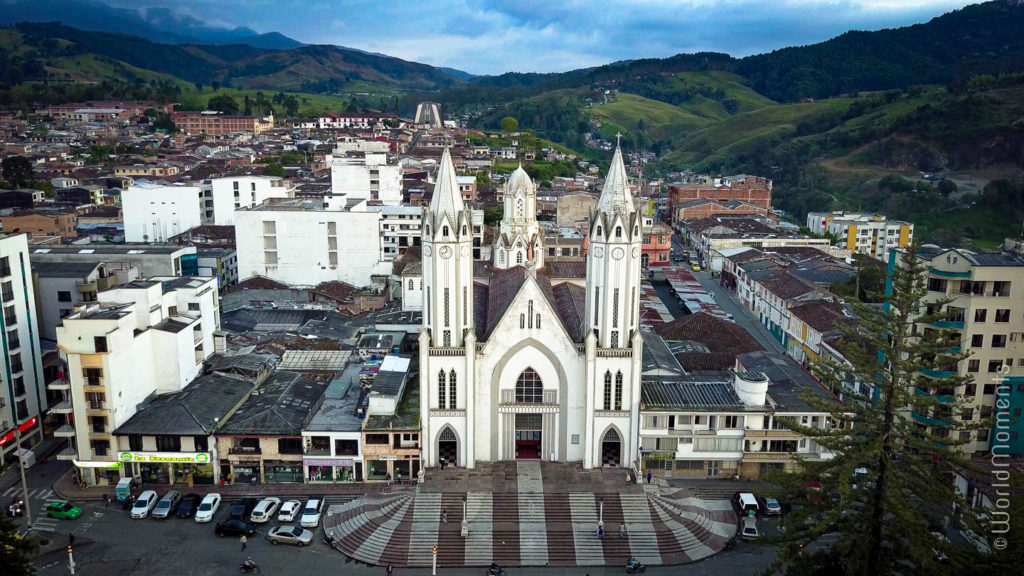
[[102, 494, 109, 508], [386, 564, 393, 576], [240, 534, 247, 551], [619, 523, 626, 538], [597, 526, 604, 540], [442, 509, 448, 523], [646, 471, 652, 484]]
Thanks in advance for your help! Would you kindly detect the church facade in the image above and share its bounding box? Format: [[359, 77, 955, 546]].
[[418, 146, 643, 469]]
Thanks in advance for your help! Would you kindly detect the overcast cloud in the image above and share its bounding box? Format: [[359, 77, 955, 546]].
[[106, 0, 978, 74]]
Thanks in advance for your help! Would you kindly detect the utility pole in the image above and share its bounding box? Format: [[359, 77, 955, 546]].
[[14, 426, 33, 529], [68, 536, 77, 576]]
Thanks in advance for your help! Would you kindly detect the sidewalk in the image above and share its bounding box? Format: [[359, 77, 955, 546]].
[[0, 436, 66, 491], [52, 468, 406, 502]]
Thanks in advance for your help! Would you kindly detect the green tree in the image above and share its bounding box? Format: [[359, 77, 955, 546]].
[[484, 206, 503, 226], [152, 112, 176, 133], [207, 94, 240, 115], [1, 155, 34, 188], [194, 82, 202, 92], [211, 80, 220, 92], [501, 116, 518, 133], [0, 515, 37, 575], [773, 243, 985, 576], [262, 162, 285, 177]]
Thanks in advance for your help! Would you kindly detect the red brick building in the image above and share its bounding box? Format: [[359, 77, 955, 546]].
[[669, 176, 772, 225], [172, 111, 274, 136], [642, 223, 673, 267]]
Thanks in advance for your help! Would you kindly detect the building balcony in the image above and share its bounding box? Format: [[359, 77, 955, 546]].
[[50, 399, 74, 414], [596, 348, 633, 358], [75, 280, 98, 293], [88, 430, 109, 440], [193, 329, 203, 344], [921, 369, 957, 380], [83, 380, 105, 391], [929, 320, 964, 330], [742, 451, 794, 461], [86, 402, 107, 414], [53, 424, 76, 437], [55, 445, 78, 461], [914, 387, 955, 404], [941, 346, 962, 355], [304, 447, 331, 456], [229, 446, 262, 455], [96, 276, 118, 291], [745, 428, 802, 439], [47, 378, 70, 391], [429, 347, 465, 357], [911, 411, 951, 428]]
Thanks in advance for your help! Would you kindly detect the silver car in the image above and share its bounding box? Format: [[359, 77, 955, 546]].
[[266, 525, 314, 547], [151, 490, 181, 519]]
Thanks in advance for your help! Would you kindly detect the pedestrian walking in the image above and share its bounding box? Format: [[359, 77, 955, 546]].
[[240, 535, 247, 551], [619, 523, 626, 539], [646, 471, 652, 484], [102, 494, 109, 508], [386, 564, 393, 576], [442, 509, 448, 523], [597, 527, 604, 540]]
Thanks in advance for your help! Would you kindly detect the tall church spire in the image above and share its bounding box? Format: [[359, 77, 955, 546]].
[[429, 147, 465, 224], [595, 141, 635, 218]]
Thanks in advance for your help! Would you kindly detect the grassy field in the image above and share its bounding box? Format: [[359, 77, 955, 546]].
[[589, 93, 711, 140]]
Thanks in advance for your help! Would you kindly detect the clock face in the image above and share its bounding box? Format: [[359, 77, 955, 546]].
[[439, 246, 453, 259], [594, 247, 604, 258], [632, 246, 640, 258], [423, 245, 432, 257], [461, 246, 470, 257], [612, 247, 625, 260]]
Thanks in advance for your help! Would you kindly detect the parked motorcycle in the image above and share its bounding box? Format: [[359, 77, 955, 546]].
[[625, 557, 647, 573], [240, 558, 258, 573], [7, 498, 24, 517]]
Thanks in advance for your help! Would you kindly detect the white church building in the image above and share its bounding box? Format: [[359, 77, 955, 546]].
[[418, 145, 643, 470]]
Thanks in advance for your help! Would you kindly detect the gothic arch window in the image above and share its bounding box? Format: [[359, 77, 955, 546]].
[[408, 279, 414, 290], [614, 371, 623, 410], [439, 427, 456, 442], [536, 314, 541, 329], [516, 251, 524, 265], [596, 226, 603, 237], [603, 371, 612, 411], [528, 300, 534, 329], [420, 280, 423, 289], [462, 225, 467, 236], [616, 226, 622, 238], [631, 288, 636, 327], [425, 224, 430, 235], [449, 369, 457, 409], [515, 368, 543, 403], [634, 226, 638, 235], [438, 369, 447, 409], [593, 287, 600, 326], [443, 225, 449, 236], [520, 313, 525, 329], [499, 250, 505, 264], [444, 288, 450, 327], [517, 197, 524, 216]]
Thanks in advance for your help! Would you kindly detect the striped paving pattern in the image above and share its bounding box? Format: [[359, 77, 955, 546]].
[[324, 466, 736, 568]]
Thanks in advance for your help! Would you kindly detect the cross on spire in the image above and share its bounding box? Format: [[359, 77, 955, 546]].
[[615, 132, 622, 148]]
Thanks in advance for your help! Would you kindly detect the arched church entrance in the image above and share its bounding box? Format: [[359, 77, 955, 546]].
[[601, 428, 622, 467], [514, 368, 543, 459], [438, 426, 458, 467]]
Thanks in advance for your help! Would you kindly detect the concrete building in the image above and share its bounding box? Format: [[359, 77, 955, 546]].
[[204, 176, 294, 226], [30, 244, 199, 278], [0, 234, 47, 461], [414, 102, 443, 128], [122, 183, 203, 243], [668, 176, 772, 226], [172, 111, 274, 136], [643, 223, 673, 268], [31, 261, 139, 342], [807, 211, 913, 262], [196, 248, 238, 288], [302, 375, 366, 483], [556, 193, 597, 230], [327, 152, 403, 205], [909, 245, 1024, 456], [0, 211, 78, 239], [55, 276, 221, 485]]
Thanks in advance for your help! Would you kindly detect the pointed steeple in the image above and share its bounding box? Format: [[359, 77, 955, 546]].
[[595, 141, 634, 217], [429, 147, 465, 223]]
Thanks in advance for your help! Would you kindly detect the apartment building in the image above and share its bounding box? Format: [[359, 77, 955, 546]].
[[121, 183, 203, 243], [0, 234, 47, 461], [32, 261, 139, 342], [55, 276, 220, 485], [30, 244, 199, 278], [640, 351, 839, 480], [807, 211, 913, 262], [643, 223, 673, 267], [172, 111, 274, 136], [203, 176, 294, 226], [909, 245, 1024, 456], [327, 152, 402, 206]]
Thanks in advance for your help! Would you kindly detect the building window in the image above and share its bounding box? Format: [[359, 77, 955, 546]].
[[967, 359, 980, 373], [426, 288, 431, 324], [443, 330, 451, 347], [438, 370, 447, 409], [528, 300, 534, 328], [971, 334, 983, 347], [408, 279, 414, 290], [94, 336, 108, 353], [987, 360, 1004, 373], [188, 302, 200, 312], [614, 371, 623, 410], [974, 309, 987, 323], [536, 314, 541, 328], [603, 371, 612, 411], [1, 281, 13, 302], [612, 288, 619, 328], [596, 226, 602, 237], [444, 288, 450, 327], [515, 368, 543, 403], [593, 287, 600, 326], [57, 291, 72, 302], [516, 251, 523, 265], [155, 435, 181, 452], [611, 331, 619, 348], [128, 435, 143, 451], [520, 314, 525, 329], [443, 226, 449, 236], [992, 334, 1007, 348], [448, 369, 457, 409], [194, 436, 208, 452], [995, 309, 1011, 323]]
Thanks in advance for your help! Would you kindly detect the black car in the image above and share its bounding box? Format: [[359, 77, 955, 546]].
[[215, 518, 257, 537], [176, 493, 201, 519], [229, 498, 258, 519]]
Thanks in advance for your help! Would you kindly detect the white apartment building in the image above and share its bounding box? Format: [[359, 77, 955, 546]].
[[203, 176, 294, 226], [122, 182, 203, 243], [0, 234, 47, 461], [807, 211, 913, 261], [640, 351, 839, 480], [32, 261, 139, 342], [54, 276, 220, 485], [326, 152, 402, 205]]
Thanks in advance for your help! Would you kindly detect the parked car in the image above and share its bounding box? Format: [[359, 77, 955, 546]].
[[762, 497, 782, 516], [131, 490, 158, 519], [151, 490, 181, 519], [44, 501, 82, 520], [215, 518, 257, 537], [690, 261, 702, 271], [277, 500, 302, 522], [250, 497, 281, 523], [176, 494, 201, 519], [741, 517, 759, 540], [673, 253, 685, 262], [266, 525, 314, 547], [734, 491, 759, 516], [299, 498, 324, 528], [229, 498, 258, 519], [195, 493, 221, 523]]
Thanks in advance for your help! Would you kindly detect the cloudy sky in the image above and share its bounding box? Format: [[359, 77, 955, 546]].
[[108, 0, 977, 75]]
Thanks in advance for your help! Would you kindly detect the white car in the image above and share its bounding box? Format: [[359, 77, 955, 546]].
[[277, 500, 302, 522], [250, 497, 281, 523], [741, 516, 759, 541], [299, 498, 324, 528], [130, 490, 158, 519], [195, 493, 221, 523]]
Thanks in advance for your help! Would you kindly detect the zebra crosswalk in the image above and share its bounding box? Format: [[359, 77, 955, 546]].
[[2, 486, 54, 501], [31, 516, 59, 533]]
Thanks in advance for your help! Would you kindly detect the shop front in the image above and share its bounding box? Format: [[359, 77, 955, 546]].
[[264, 460, 303, 483], [230, 461, 261, 484], [117, 451, 214, 486], [72, 459, 123, 486], [303, 458, 362, 483]]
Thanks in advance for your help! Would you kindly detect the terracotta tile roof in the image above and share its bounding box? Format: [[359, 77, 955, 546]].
[[310, 280, 357, 303], [546, 261, 587, 278], [224, 275, 291, 293], [675, 352, 737, 372], [789, 300, 852, 334], [728, 248, 766, 264], [757, 271, 819, 300], [656, 312, 762, 370]]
